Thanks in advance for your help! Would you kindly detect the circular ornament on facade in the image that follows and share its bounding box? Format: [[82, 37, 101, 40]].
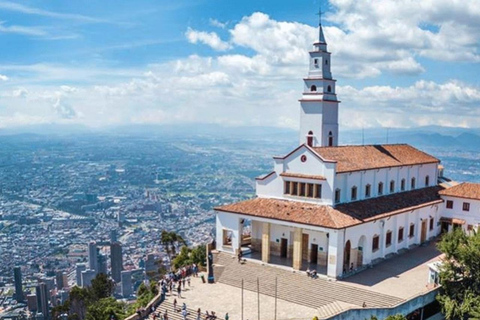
[[301, 155, 307, 162]]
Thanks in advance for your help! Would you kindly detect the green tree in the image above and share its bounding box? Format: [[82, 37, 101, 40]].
[[85, 297, 126, 320], [160, 230, 187, 260], [368, 315, 407, 320], [172, 245, 206, 269], [90, 273, 115, 300], [436, 228, 480, 319]]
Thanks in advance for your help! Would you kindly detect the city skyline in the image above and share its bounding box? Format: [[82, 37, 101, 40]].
[[0, 0, 479, 130]]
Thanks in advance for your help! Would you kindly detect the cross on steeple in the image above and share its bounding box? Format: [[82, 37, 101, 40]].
[[316, 6, 325, 26]]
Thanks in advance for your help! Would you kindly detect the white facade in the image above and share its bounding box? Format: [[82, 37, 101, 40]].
[[439, 194, 480, 233]]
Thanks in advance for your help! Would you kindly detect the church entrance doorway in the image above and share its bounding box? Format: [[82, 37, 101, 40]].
[[344, 240, 351, 273], [421, 220, 427, 243], [310, 244, 318, 264], [280, 238, 288, 258], [302, 234, 309, 261]]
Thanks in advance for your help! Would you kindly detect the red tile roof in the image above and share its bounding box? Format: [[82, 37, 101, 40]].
[[215, 186, 443, 229], [312, 144, 439, 173], [439, 182, 480, 201]]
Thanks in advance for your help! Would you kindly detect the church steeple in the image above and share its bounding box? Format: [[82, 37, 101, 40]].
[[298, 10, 340, 147]]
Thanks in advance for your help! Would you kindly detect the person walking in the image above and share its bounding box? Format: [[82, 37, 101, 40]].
[[225, 313, 229, 320], [182, 308, 188, 320], [196, 308, 201, 320], [177, 284, 182, 298], [173, 299, 177, 312]]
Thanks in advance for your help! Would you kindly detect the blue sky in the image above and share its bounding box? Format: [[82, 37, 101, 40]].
[[0, 0, 479, 129]]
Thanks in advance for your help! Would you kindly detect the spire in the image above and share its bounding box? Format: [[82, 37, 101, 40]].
[[316, 6, 326, 44]]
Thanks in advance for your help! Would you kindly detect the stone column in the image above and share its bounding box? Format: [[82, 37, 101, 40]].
[[261, 222, 271, 263], [327, 229, 345, 278], [292, 227, 303, 270]]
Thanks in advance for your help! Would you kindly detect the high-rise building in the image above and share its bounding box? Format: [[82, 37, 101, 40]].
[[36, 282, 49, 320], [110, 241, 123, 282], [145, 253, 157, 273], [88, 241, 98, 274], [98, 253, 107, 275], [13, 266, 24, 302], [120, 271, 132, 297], [75, 263, 87, 286], [81, 269, 96, 288], [55, 271, 65, 290], [110, 229, 118, 243]]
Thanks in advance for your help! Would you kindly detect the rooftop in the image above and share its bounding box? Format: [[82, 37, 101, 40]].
[[216, 186, 443, 229], [312, 144, 439, 173], [439, 182, 480, 200]]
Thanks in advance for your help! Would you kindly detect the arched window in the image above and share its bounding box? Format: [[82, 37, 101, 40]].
[[425, 175, 430, 187], [310, 85, 317, 92], [378, 182, 384, 195], [365, 184, 371, 198], [401, 179, 406, 191], [307, 131, 313, 147], [327, 85, 332, 93], [328, 131, 333, 147], [411, 177, 416, 189], [389, 180, 395, 193], [351, 186, 357, 201]]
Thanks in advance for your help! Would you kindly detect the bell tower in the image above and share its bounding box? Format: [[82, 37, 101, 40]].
[[299, 12, 339, 147]]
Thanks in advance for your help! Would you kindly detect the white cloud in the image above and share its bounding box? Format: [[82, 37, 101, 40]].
[[0, 22, 47, 36], [1, 9, 480, 129], [185, 28, 231, 51], [209, 18, 227, 29], [0, 1, 105, 23], [0, 74, 8, 81]]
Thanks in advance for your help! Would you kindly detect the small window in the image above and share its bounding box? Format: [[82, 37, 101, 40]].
[[307, 130, 313, 147], [284, 181, 290, 194], [307, 183, 314, 197], [409, 224, 415, 238], [325, 59, 328, 65], [389, 180, 395, 193], [365, 184, 371, 198], [446, 200, 453, 209], [299, 183, 306, 196], [411, 177, 416, 189], [351, 186, 357, 201], [335, 189, 341, 204], [386, 231, 392, 247], [398, 227, 404, 242], [378, 182, 384, 195], [292, 182, 298, 195], [310, 85, 317, 92], [429, 218, 434, 231], [327, 85, 332, 93], [314, 58, 318, 65], [315, 184, 322, 199], [425, 175, 430, 187], [328, 131, 333, 147], [372, 235, 379, 251], [463, 202, 470, 212], [401, 179, 406, 191]]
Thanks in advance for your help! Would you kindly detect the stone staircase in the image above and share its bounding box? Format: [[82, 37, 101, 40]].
[[148, 296, 210, 320], [213, 252, 404, 318]]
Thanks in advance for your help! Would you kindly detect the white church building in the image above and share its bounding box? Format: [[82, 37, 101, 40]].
[[215, 20, 480, 279]]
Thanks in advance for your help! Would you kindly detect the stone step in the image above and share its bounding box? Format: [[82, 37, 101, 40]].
[[213, 252, 404, 311]]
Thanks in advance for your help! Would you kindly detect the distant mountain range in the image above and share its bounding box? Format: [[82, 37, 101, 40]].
[[1, 123, 479, 151]]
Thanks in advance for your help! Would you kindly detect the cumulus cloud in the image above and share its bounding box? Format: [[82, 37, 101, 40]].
[[0, 74, 8, 81], [1, 8, 480, 129], [185, 28, 231, 51]]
